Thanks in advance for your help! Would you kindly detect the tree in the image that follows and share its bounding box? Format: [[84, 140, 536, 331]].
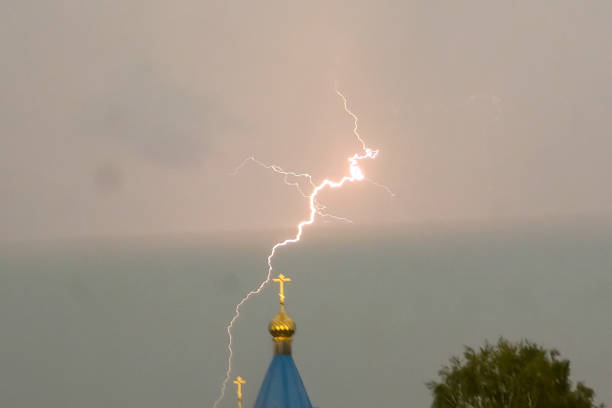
[[427, 338, 604, 408]]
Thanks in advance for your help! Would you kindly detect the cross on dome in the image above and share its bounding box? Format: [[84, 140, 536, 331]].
[[273, 274, 291, 306]]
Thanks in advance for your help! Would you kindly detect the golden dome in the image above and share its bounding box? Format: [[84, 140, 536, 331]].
[[268, 310, 296, 339]]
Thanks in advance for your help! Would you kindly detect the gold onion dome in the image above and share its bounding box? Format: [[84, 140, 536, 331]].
[[269, 310, 296, 339], [270, 274, 296, 355]]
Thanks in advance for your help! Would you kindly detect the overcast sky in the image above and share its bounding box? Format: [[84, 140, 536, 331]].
[[2, 1, 611, 241]]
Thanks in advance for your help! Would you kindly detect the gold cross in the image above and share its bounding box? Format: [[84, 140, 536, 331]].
[[234, 376, 246, 400], [273, 274, 291, 305]]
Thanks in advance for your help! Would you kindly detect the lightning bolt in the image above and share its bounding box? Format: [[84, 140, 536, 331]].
[[211, 87, 393, 408], [229, 156, 354, 224]]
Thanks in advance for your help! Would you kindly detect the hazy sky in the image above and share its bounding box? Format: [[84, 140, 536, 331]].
[[2, 1, 612, 241], [1, 223, 611, 407]]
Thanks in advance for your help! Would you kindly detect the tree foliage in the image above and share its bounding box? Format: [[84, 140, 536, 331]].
[[427, 338, 604, 408]]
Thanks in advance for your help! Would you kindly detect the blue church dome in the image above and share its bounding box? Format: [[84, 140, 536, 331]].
[[253, 274, 313, 408], [253, 354, 313, 408]]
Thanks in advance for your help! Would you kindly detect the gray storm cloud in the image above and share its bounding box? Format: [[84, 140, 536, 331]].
[[1, 0, 611, 241], [89, 66, 223, 166]]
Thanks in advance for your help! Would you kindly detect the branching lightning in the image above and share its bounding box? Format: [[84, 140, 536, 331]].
[[212, 87, 392, 408]]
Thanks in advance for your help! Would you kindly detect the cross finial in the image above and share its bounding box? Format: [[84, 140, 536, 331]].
[[234, 376, 246, 408], [273, 274, 291, 306]]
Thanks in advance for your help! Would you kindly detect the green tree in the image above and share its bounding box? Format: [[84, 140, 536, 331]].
[[427, 338, 604, 408]]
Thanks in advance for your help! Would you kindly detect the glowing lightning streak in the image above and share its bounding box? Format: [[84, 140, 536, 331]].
[[230, 156, 354, 224], [230, 156, 316, 198], [212, 88, 388, 408]]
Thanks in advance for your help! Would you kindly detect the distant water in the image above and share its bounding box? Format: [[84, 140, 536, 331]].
[[1, 219, 611, 408]]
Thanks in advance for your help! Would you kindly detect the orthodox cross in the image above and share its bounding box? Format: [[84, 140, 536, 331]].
[[234, 376, 245, 408], [273, 274, 291, 305]]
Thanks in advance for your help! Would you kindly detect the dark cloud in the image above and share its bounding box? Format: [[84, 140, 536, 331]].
[[92, 163, 124, 196], [90, 67, 225, 166]]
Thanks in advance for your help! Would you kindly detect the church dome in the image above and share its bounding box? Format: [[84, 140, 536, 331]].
[[254, 273, 313, 408], [268, 310, 296, 338]]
